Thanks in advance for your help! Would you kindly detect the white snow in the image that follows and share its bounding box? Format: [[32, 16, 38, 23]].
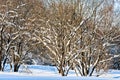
[[0, 65, 120, 80]]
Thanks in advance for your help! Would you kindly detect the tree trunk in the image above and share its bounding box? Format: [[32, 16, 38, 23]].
[[0, 58, 2, 71], [2, 58, 8, 71], [14, 63, 20, 72], [0, 29, 3, 71], [58, 60, 66, 76], [89, 66, 95, 76], [58, 68, 66, 76]]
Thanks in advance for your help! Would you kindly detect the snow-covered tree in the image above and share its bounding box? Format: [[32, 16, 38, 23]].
[[32, 0, 116, 76], [0, 0, 34, 72]]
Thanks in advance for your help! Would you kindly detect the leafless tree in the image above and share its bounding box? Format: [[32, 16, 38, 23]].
[[31, 0, 109, 76], [0, 0, 35, 72]]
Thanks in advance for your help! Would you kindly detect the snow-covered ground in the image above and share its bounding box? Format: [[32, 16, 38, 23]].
[[0, 65, 120, 80]]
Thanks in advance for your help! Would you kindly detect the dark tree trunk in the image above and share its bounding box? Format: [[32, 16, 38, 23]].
[[2, 58, 8, 71], [0, 29, 3, 71], [14, 64, 20, 72], [58, 68, 66, 76], [0, 58, 2, 71], [89, 66, 95, 76]]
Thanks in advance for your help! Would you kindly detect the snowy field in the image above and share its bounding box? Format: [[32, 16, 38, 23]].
[[0, 65, 120, 80]]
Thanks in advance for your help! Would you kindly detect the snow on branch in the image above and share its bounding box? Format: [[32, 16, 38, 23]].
[[100, 54, 120, 63]]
